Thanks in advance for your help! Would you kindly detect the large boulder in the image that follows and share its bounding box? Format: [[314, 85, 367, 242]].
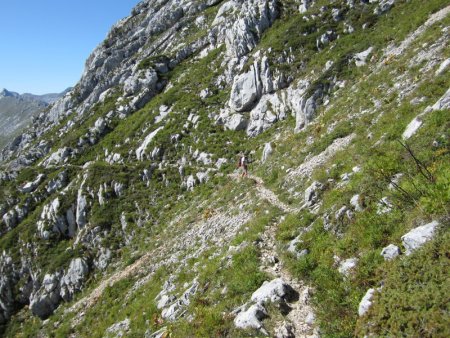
[[401, 221, 439, 255], [37, 198, 78, 239], [60, 258, 89, 302], [30, 273, 62, 319], [234, 303, 268, 331], [251, 278, 296, 304], [229, 67, 262, 112], [225, 114, 248, 131]]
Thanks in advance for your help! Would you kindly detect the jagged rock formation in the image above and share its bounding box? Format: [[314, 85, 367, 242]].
[[0, 0, 449, 337]]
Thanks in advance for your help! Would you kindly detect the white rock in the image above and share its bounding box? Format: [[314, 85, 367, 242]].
[[435, 58, 450, 75], [60, 258, 89, 301], [215, 158, 227, 169], [401, 221, 439, 255], [76, 192, 88, 229], [354, 47, 374, 67], [106, 318, 130, 337], [186, 175, 196, 191], [338, 258, 358, 276], [92, 117, 106, 134], [358, 288, 375, 316], [350, 194, 363, 212], [299, 0, 312, 13], [19, 174, 45, 193], [225, 114, 248, 131], [374, 0, 396, 15], [380, 244, 400, 260], [251, 278, 294, 304], [234, 303, 267, 331], [229, 68, 261, 112], [377, 197, 393, 214], [261, 142, 272, 163], [402, 117, 423, 140], [136, 126, 164, 161], [157, 294, 176, 310], [274, 321, 295, 338], [431, 87, 450, 111], [304, 181, 323, 207]]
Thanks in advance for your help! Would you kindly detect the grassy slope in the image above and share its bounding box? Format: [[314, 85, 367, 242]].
[[2, 0, 449, 336]]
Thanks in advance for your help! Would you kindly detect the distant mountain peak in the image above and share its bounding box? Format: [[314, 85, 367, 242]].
[[0, 88, 19, 98]]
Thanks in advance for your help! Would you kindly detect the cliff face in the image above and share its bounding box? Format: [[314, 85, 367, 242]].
[[1, 0, 449, 337]]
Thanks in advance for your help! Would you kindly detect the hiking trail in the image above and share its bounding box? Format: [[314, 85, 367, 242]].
[[234, 172, 319, 337]]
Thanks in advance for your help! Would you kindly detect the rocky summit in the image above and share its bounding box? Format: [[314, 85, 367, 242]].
[[0, 0, 449, 337]]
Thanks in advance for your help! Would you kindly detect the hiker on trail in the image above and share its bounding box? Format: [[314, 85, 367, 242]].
[[238, 153, 248, 178]]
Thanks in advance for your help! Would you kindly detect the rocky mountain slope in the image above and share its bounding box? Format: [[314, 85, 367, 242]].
[[0, 0, 449, 337], [0, 88, 69, 150]]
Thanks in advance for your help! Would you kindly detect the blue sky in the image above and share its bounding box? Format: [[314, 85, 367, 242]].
[[0, 0, 139, 95]]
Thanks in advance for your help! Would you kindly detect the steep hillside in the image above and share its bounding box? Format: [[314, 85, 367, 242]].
[[0, 0, 449, 337], [0, 88, 69, 150]]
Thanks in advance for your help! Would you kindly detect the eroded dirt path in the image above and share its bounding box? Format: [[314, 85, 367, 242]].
[[241, 173, 319, 337], [259, 218, 319, 337]]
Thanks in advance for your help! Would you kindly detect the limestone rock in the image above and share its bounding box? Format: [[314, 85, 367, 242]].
[[275, 321, 295, 338], [377, 197, 393, 214], [186, 175, 196, 191], [234, 303, 268, 331], [91, 117, 107, 135], [19, 173, 45, 193], [94, 247, 112, 271], [299, 0, 313, 13], [37, 198, 77, 239], [76, 191, 88, 229], [60, 258, 89, 302], [251, 278, 295, 304], [30, 273, 62, 319], [229, 67, 262, 112], [136, 127, 164, 161], [46, 170, 68, 194], [401, 221, 439, 255], [304, 181, 323, 207], [350, 194, 364, 212], [224, 113, 248, 131], [354, 47, 374, 67], [161, 280, 198, 321], [42, 147, 71, 167], [358, 288, 375, 317], [431, 87, 450, 111], [380, 244, 400, 260], [261, 142, 272, 163], [221, 0, 278, 58], [338, 258, 358, 276], [106, 318, 130, 337], [374, 0, 396, 15], [402, 117, 422, 140]]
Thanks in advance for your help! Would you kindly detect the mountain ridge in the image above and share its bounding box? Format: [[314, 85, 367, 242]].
[[0, 87, 71, 150]]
